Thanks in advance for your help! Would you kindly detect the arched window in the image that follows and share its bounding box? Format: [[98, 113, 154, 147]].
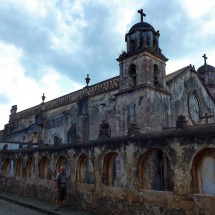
[[193, 149, 215, 194], [102, 152, 126, 187], [139, 149, 174, 191], [17, 158, 22, 177], [39, 156, 48, 179], [128, 64, 137, 88], [188, 91, 201, 124], [76, 154, 95, 184]]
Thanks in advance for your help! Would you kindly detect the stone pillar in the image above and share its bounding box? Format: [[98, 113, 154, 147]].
[[10, 105, 17, 115]]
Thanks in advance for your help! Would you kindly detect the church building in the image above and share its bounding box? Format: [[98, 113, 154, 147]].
[[0, 10, 215, 215]]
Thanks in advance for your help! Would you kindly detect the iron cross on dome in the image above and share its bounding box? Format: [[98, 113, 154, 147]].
[[202, 54, 208, 65], [137, 9, 146, 22]]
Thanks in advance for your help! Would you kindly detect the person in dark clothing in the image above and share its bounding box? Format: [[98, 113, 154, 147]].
[[54, 166, 70, 211]]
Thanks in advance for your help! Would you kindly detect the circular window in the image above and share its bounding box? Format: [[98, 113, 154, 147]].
[[188, 92, 200, 124]]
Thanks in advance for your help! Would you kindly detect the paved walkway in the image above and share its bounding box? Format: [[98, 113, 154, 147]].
[[0, 192, 92, 215], [0, 198, 45, 215]]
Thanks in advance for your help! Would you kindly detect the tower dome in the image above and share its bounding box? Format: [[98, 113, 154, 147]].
[[128, 21, 155, 33], [198, 64, 215, 74], [125, 9, 161, 54], [197, 54, 215, 87]]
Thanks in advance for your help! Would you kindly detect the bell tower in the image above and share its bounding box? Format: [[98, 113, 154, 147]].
[[117, 10, 168, 93]]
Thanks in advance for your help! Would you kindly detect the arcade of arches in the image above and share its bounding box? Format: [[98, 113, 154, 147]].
[[1, 127, 215, 214]]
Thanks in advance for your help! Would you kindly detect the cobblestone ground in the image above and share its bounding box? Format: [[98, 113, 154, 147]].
[[0, 199, 46, 215]]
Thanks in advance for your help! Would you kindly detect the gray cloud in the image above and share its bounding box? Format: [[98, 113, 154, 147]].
[[0, 1, 122, 85], [0, 0, 214, 86]]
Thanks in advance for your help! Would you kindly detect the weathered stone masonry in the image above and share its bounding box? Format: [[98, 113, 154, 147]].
[[1, 124, 215, 214]]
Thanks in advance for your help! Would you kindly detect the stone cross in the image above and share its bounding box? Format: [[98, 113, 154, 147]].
[[137, 9, 146, 22], [199, 112, 213, 124], [202, 54, 208, 65]]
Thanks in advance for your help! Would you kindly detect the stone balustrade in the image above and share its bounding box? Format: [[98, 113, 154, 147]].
[[9, 76, 119, 122]]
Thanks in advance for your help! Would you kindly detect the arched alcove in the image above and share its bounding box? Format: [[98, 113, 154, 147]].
[[139, 149, 174, 191], [76, 153, 95, 184], [102, 152, 126, 187], [55, 155, 70, 176], [2, 158, 14, 176], [39, 156, 48, 179], [192, 148, 215, 194]]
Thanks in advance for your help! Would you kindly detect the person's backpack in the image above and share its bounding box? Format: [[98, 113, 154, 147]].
[[57, 173, 63, 185]]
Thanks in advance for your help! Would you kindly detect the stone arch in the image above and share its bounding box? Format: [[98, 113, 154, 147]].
[[39, 156, 49, 179], [139, 149, 174, 191], [128, 64, 137, 88], [192, 148, 215, 194], [102, 152, 126, 187], [16, 157, 22, 177], [76, 153, 95, 184], [55, 155, 70, 176], [2, 157, 14, 176], [188, 90, 201, 124]]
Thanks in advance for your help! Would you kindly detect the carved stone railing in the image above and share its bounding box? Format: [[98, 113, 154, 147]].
[[9, 76, 119, 121]]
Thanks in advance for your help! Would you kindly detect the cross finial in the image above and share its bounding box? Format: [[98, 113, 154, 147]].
[[85, 74, 90, 87], [137, 9, 146, 22], [42, 93, 45, 103], [202, 54, 208, 65], [199, 112, 214, 124]]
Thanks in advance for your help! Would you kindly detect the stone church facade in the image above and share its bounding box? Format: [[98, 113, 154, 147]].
[[1, 10, 215, 215]]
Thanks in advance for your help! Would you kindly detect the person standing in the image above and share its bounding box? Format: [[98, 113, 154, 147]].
[[54, 166, 69, 211]]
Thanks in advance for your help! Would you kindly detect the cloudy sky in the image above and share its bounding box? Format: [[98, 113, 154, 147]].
[[1, 0, 215, 130]]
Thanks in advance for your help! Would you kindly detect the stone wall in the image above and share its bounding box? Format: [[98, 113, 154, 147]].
[[167, 69, 215, 127], [1, 124, 215, 215], [4, 63, 215, 151]]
